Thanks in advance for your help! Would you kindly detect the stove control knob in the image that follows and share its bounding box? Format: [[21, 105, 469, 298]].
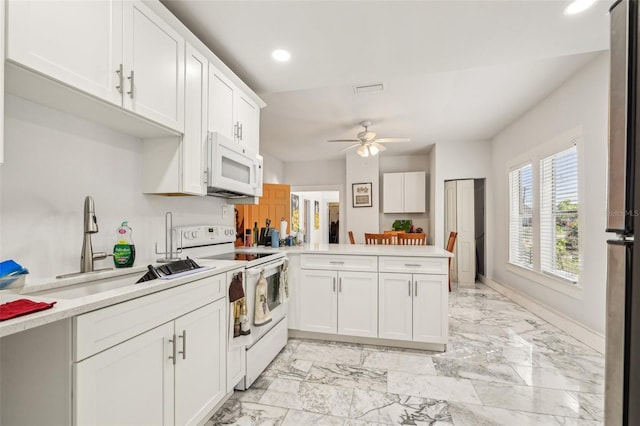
[[191, 230, 198, 240], [182, 231, 190, 240]]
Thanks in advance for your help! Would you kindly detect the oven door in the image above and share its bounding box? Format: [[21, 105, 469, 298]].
[[207, 132, 262, 197], [245, 258, 287, 344]]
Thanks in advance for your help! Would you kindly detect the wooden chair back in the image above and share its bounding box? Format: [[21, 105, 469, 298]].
[[348, 231, 355, 244], [446, 231, 458, 292], [383, 230, 399, 244], [364, 233, 393, 245], [397, 233, 427, 245]]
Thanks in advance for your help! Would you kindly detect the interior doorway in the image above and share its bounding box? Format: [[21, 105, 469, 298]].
[[445, 178, 486, 284], [328, 202, 340, 243], [290, 187, 342, 245]]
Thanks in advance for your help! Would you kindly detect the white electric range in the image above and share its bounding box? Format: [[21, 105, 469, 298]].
[[175, 225, 288, 390]]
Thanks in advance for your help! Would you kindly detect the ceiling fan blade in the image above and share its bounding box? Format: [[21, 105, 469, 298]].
[[327, 139, 359, 143], [371, 142, 387, 152], [373, 137, 411, 143], [339, 143, 361, 152]]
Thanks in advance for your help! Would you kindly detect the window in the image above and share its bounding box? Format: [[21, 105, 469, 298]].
[[509, 164, 533, 269], [540, 146, 579, 282], [507, 136, 580, 287]]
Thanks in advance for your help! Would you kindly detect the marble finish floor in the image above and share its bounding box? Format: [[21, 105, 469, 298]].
[[208, 282, 604, 425]]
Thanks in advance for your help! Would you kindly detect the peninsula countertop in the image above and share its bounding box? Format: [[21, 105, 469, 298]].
[[237, 243, 454, 257]]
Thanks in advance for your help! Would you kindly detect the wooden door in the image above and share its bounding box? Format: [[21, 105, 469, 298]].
[[236, 183, 290, 246]]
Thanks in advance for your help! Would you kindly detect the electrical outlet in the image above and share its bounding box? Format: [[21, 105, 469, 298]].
[[222, 205, 234, 222]]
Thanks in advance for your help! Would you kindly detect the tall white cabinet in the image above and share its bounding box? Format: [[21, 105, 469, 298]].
[[383, 172, 426, 213]]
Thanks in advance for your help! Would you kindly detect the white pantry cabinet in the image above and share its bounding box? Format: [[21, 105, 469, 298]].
[[383, 172, 426, 213], [299, 255, 378, 338], [378, 255, 448, 343], [208, 63, 260, 154], [7, 0, 185, 133]]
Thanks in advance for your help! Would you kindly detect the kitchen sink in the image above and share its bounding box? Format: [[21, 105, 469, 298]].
[[27, 273, 141, 299]]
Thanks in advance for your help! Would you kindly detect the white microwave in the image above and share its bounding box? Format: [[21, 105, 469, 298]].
[[206, 132, 263, 198]]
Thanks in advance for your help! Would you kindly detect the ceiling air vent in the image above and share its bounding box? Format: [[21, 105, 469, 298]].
[[353, 82, 384, 95]]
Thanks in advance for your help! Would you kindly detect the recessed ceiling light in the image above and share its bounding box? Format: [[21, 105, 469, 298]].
[[563, 0, 597, 15], [271, 49, 291, 62]]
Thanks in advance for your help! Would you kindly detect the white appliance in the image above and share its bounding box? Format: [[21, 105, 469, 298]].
[[175, 225, 288, 391], [207, 132, 263, 198]]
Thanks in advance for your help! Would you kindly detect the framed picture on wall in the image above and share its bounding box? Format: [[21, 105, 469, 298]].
[[352, 182, 372, 208]]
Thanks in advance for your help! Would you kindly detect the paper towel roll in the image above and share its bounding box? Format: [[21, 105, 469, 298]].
[[280, 219, 288, 237]]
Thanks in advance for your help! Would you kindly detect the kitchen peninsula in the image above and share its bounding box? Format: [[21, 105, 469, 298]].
[[240, 244, 453, 352]]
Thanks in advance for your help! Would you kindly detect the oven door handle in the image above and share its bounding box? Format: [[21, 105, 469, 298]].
[[246, 259, 285, 277]]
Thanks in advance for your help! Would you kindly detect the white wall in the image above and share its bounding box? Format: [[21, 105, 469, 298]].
[[346, 151, 380, 244], [379, 153, 431, 235], [490, 52, 608, 334], [284, 159, 346, 186], [261, 151, 284, 184], [1, 96, 231, 281], [432, 140, 492, 250]]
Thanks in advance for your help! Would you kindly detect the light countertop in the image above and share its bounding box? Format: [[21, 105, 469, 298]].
[[0, 258, 245, 339], [237, 243, 454, 257]]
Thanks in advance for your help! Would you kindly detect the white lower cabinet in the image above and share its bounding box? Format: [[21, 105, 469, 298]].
[[379, 273, 448, 343], [299, 269, 378, 338], [74, 280, 227, 426]]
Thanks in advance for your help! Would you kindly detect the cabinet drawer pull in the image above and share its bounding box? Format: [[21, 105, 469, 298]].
[[415, 282, 418, 296], [329, 261, 344, 265], [333, 277, 336, 292], [168, 333, 177, 365], [408, 280, 411, 296], [115, 64, 123, 94], [178, 330, 187, 360], [339, 277, 342, 292], [127, 70, 134, 99], [405, 263, 421, 267]]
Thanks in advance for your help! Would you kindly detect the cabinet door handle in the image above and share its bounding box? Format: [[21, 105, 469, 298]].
[[234, 122, 239, 140], [405, 264, 421, 267], [178, 330, 187, 360], [408, 280, 411, 297], [203, 169, 209, 184], [333, 277, 336, 292], [339, 277, 342, 292], [115, 64, 123, 94], [329, 261, 344, 265], [127, 70, 134, 99], [414, 282, 418, 296], [168, 333, 177, 365], [239, 123, 243, 140]]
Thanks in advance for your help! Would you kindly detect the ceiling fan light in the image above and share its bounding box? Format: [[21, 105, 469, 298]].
[[357, 145, 369, 157], [368, 144, 379, 156]]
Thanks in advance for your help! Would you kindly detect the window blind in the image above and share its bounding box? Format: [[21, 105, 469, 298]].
[[509, 164, 533, 269], [540, 146, 579, 282]]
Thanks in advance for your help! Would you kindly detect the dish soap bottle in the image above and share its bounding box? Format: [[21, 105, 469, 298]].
[[113, 221, 135, 268]]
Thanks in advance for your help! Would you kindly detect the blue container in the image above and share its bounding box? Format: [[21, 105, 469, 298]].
[[271, 230, 279, 247]]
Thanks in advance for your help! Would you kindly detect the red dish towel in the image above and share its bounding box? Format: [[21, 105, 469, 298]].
[[0, 299, 56, 321]]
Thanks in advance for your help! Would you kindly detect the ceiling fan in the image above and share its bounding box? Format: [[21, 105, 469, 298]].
[[327, 121, 410, 157]]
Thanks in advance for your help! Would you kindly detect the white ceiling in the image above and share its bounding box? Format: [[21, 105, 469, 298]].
[[161, 0, 610, 163]]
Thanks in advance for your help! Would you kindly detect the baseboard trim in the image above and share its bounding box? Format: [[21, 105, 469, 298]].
[[482, 277, 605, 354], [288, 330, 447, 352]]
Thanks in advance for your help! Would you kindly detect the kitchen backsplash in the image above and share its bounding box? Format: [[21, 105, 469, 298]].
[[0, 95, 232, 279]]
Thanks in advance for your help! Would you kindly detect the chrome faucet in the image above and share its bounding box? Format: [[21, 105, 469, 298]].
[[80, 196, 108, 273]]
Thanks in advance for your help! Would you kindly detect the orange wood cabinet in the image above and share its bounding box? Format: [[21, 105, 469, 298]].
[[235, 183, 290, 246]]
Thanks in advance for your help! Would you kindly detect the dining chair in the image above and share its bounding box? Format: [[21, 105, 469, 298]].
[[446, 231, 458, 292], [383, 230, 399, 244], [397, 232, 427, 245], [364, 233, 393, 245], [348, 231, 355, 244]]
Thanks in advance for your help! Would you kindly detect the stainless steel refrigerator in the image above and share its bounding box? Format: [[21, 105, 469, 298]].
[[606, 1, 640, 424]]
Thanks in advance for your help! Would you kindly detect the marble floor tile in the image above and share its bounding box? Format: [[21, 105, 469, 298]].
[[208, 399, 288, 425], [349, 388, 453, 425], [513, 365, 604, 394], [473, 381, 594, 419], [448, 402, 562, 426], [280, 409, 346, 426], [258, 377, 354, 417], [263, 357, 313, 380], [387, 370, 482, 404], [567, 391, 604, 422], [232, 376, 275, 403], [433, 357, 525, 385], [305, 361, 387, 392], [555, 416, 604, 426], [294, 341, 363, 365], [361, 350, 437, 375]]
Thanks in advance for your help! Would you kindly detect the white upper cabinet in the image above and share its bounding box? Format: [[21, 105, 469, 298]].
[[123, 1, 184, 132], [383, 171, 426, 213], [7, 0, 185, 133], [7, 0, 124, 106], [208, 63, 260, 154]]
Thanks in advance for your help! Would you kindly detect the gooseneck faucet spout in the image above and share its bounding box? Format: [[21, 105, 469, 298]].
[[80, 196, 108, 273]]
